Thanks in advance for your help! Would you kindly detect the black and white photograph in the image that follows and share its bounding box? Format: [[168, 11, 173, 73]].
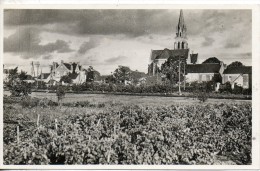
[[1, 4, 259, 169]]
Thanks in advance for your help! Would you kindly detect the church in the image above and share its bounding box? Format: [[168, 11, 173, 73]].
[[148, 10, 225, 84]]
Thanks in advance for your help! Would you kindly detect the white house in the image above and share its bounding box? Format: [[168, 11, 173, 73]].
[[50, 60, 86, 84], [185, 62, 225, 83], [222, 66, 252, 89]]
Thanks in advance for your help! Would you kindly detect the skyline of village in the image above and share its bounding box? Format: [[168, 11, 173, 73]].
[[4, 9, 252, 75]]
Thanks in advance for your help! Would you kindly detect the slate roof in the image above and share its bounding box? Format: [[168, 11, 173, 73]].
[[63, 62, 81, 72], [223, 66, 252, 74], [151, 48, 189, 61], [186, 64, 221, 73], [38, 73, 51, 79]]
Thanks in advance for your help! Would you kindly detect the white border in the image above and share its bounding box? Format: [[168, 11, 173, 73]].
[[0, 3, 259, 170]]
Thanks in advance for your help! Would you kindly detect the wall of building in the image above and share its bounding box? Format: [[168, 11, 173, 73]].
[[186, 73, 215, 83], [222, 74, 249, 88]]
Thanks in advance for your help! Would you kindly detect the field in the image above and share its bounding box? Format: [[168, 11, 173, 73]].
[[3, 93, 252, 165]]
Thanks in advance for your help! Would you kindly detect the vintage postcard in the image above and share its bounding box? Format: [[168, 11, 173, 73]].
[[0, 3, 259, 170]]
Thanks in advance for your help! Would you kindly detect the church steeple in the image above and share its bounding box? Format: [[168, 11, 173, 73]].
[[174, 9, 188, 50]]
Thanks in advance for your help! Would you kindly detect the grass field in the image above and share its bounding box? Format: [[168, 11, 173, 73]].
[[28, 92, 250, 106]]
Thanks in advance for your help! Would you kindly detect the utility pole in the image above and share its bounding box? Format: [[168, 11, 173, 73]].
[[184, 58, 186, 91], [178, 56, 182, 95]]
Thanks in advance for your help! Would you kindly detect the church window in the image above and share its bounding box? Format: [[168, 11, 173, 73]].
[[180, 32, 182, 37], [182, 42, 185, 49], [178, 42, 180, 49]]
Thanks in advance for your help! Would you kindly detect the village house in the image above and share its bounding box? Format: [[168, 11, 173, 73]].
[[50, 60, 86, 84], [222, 66, 252, 89]]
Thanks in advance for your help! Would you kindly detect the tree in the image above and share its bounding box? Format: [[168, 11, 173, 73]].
[[56, 85, 66, 106], [19, 70, 28, 81], [60, 73, 73, 84], [113, 66, 132, 84], [5, 67, 31, 97], [161, 56, 186, 84], [227, 61, 244, 68], [202, 57, 221, 64]]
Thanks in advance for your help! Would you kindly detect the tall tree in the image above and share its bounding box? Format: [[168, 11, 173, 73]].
[[161, 56, 186, 84], [113, 66, 132, 84], [227, 61, 244, 68], [202, 57, 221, 64]]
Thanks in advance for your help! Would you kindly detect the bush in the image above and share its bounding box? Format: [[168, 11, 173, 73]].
[[197, 91, 209, 102], [10, 81, 32, 97]]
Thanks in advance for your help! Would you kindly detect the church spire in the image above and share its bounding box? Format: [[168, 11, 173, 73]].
[[178, 9, 185, 30], [174, 9, 188, 50]]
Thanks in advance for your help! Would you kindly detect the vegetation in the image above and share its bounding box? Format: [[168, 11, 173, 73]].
[[161, 56, 186, 84], [202, 57, 221, 64], [5, 67, 32, 97], [3, 96, 252, 165], [227, 61, 244, 68]]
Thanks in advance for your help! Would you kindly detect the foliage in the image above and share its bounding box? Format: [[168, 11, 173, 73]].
[[3, 102, 252, 165], [161, 56, 186, 84], [9, 81, 32, 97], [56, 86, 66, 103], [4, 67, 32, 97], [113, 66, 132, 84], [60, 73, 73, 84], [202, 57, 221, 64], [227, 61, 244, 68], [19, 70, 28, 81], [219, 82, 232, 94]]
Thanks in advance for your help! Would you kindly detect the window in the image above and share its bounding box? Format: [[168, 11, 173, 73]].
[[182, 42, 185, 49], [178, 42, 180, 49]]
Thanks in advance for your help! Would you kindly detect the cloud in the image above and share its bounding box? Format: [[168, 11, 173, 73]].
[[4, 27, 74, 59], [105, 55, 128, 63], [4, 9, 177, 37], [225, 42, 241, 48], [42, 54, 53, 60], [78, 38, 100, 54], [202, 36, 215, 46]]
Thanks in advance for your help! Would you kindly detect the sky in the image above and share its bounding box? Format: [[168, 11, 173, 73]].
[[3, 9, 252, 75]]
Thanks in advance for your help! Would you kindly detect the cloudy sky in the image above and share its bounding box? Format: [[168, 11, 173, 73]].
[[4, 9, 252, 75]]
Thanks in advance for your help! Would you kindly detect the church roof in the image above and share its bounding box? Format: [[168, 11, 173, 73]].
[[186, 64, 221, 73], [223, 66, 252, 74], [151, 48, 189, 61]]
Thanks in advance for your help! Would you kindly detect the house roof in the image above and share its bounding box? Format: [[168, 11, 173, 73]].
[[223, 66, 252, 74], [186, 64, 221, 73], [63, 62, 81, 72], [151, 48, 189, 61], [38, 73, 50, 79]]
